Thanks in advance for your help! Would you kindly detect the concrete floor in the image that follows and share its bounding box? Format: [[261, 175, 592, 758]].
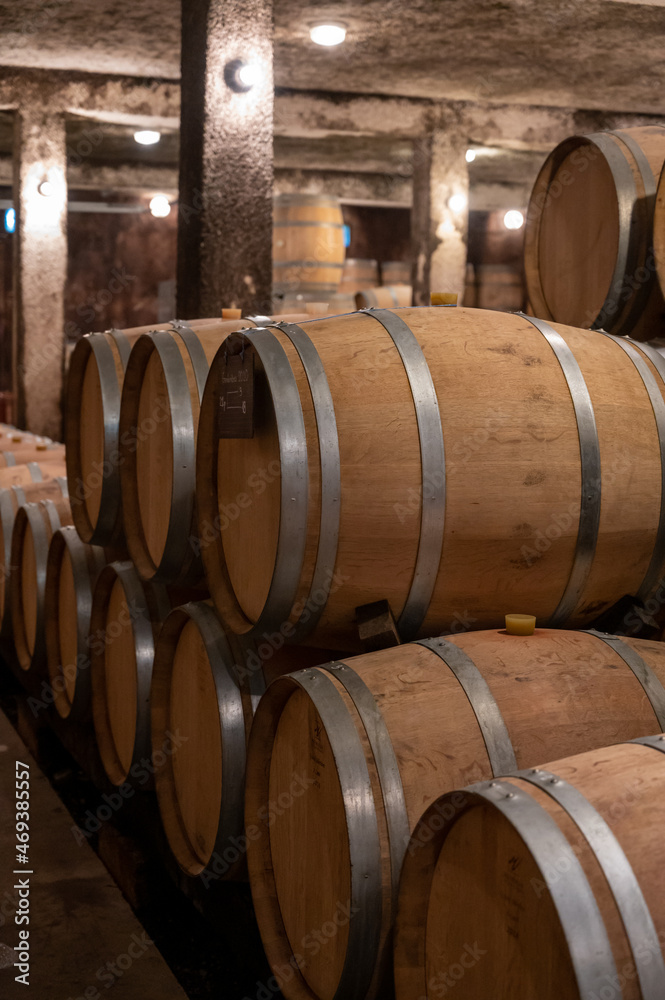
[[0, 707, 188, 1000]]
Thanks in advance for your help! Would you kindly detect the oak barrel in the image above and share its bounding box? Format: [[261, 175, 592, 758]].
[[381, 261, 411, 285], [395, 736, 665, 1000], [474, 263, 525, 312], [245, 627, 665, 1000], [118, 315, 307, 585], [196, 306, 665, 649], [11, 496, 73, 672], [65, 319, 221, 549], [0, 472, 68, 637], [0, 430, 48, 451], [151, 600, 337, 877], [44, 526, 107, 721], [0, 442, 65, 468], [0, 460, 66, 490], [355, 284, 412, 309], [273, 194, 346, 298], [524, 125, 665, 340], [339, 259, 379, 294], [90, 560, 171, 786]]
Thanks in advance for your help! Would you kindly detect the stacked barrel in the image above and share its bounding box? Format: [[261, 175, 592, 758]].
[[40, 297, 665, 998], [9, 124, 665, 999]]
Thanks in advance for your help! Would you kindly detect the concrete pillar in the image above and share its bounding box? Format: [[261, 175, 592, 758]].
[[411, 130, 469, 306], [13, 107, 67, 437], [177, 0, 274, 318]]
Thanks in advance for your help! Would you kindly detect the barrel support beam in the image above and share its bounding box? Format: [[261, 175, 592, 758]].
[[13, 105, 68, 438], [412, 129, 469, 306], [177, 0, 274, 317]]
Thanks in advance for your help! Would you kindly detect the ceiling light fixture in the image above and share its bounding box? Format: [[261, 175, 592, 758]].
[[310, 23, 347, 46], [149, 194, 171, 218], [465, 149, 476, 163], [38, 179, 55, 197], [225, 58, 262, 92], [134, 130, 161, 146], [503, 209, 525, 230]]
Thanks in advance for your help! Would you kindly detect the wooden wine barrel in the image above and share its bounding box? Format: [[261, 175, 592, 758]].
[[44, 526, 107, 721], [0, 442, 64, 468], [65, 319, 222, 549], [524, 125, 665, 340], [0, 473, 68, 637], [0, 460, 66, 490], [395, 736, 665, 1000], [273, 194, 346, 297], [276, 294, 356, 316], [197, 306, 665, 649], [245, 627, 665, 1000], [474, 263, 525, 312], [355, 284, 412, 309], [381, 260, 411, 285], [151, 601, 337, 878], [118, 315, 308, 585], [339, 259, 379, 294], [90, 560, 171, 786], [0, 431, 48, 451], [11, 496, 73, 672]]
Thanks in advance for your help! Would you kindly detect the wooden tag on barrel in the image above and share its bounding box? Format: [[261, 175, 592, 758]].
[[217, 340, 254, 439], [356, 599, 401, 652]]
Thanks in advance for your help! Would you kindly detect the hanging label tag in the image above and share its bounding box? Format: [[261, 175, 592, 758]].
[[217, 350, 254, 438]]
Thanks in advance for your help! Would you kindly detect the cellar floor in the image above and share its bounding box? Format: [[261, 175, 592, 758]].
[[0, 658, 279, 1000], [0, 706, 187, 1000]]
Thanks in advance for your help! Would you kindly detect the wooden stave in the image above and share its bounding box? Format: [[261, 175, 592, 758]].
[[89, 559, 171, 788], [244, 628, 665, 1000], [0, 471, 68, 637], [524, 125, 665, 341], [394, 736, 665, 1000], [197, 306, 665, 650], [10, 496, 73, 673], [44, 525, 107, 721]]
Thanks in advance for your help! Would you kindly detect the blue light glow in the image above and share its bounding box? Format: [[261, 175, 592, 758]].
[[4, 207, 15, 234]]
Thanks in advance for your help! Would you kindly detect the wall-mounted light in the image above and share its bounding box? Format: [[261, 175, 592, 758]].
[[448, 192, 468, 214], [465, 149, 476, 163], [4, 207, 15, 233], [149, 194, 171, 218], [134, 130, 161, 146], [310, 23, 347, 46], [503, 209, 525, 230], [224, 58, 262, 92], [38, 179, 55, 197]]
